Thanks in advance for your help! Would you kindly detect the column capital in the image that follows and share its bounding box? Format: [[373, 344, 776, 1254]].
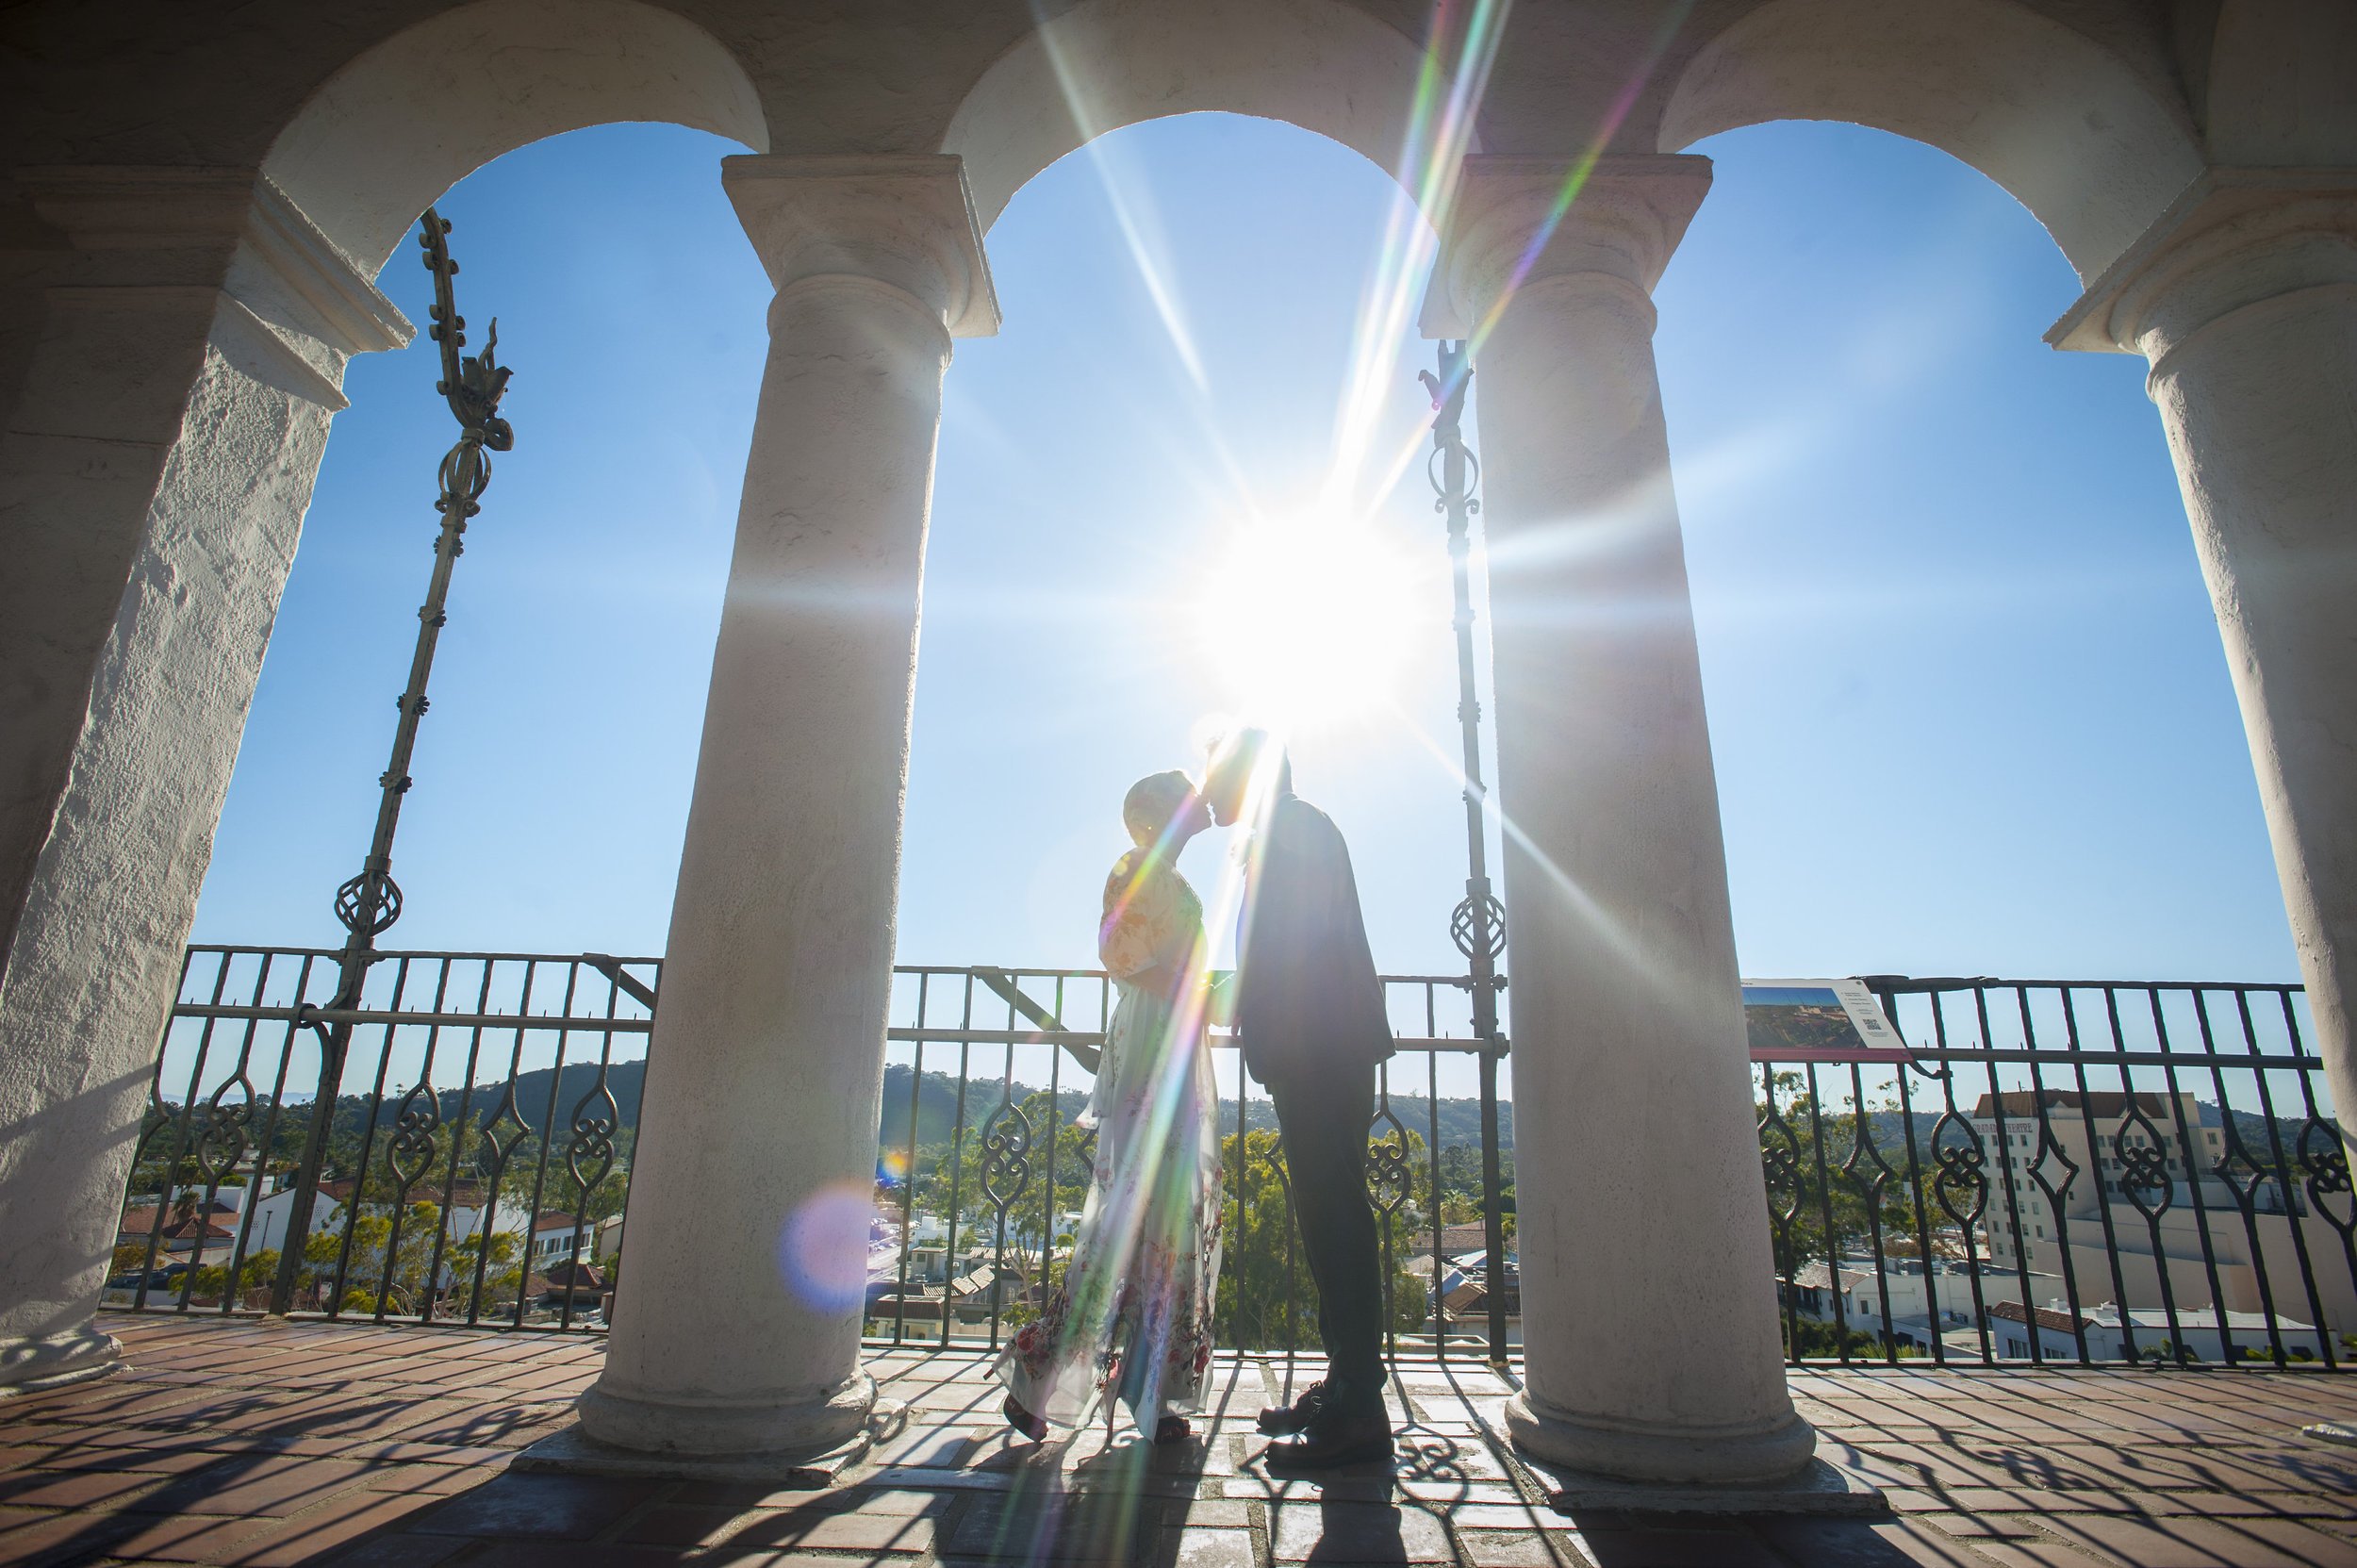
[[1423, 155, 1711, 338], [14, 165, 412, 411], [721, 154, 999, 338], [2046, 167, 2357, 372], [18, 167, 409, 351]]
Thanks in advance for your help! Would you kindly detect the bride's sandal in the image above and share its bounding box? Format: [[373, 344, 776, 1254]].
[[1154, 1415, 1192, 1446], [1003, 1395, 1048, 1442]]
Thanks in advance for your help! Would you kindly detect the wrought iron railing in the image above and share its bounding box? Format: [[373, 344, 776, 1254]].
[[864, 965, 1510, 1362], [1761, 977, 2352, 1371], [119, 947, 655, 1332], [116, 947, 1516, 1358], [121, 950, 2350, 1371]]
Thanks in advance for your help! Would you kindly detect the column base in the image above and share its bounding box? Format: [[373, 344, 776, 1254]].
[[1505, 1390, 1818, 1485], [519, 1403, 890, 1486], [0, 1323, 125, 1395], [575, 1370, 876, 1461]]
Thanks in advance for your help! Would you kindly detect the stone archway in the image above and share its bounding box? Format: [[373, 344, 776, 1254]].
[[1654, 0, 2203, 282], [576, 2, 1481, 1462], [1653, 0, 2357, 1184], [940, 0, 1440, 234], [0, 0, 770, 1394], [262, 0, 768, 272]]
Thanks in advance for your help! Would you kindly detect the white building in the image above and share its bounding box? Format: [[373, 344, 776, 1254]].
[[1797, 1257, 2068, 1354], [1987, 1300, 2328, 1364], [1973, 1091, 2354, 1335]]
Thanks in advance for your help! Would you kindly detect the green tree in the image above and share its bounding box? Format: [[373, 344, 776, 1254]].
[[1756, 1073, 1953, 1358], [1208, 1127, 1435, 1348], [577, 1168, 630, 1226], [444, 1230, 523, 1318], [1757, 1074, 1945, 1272], [1214, 1129, 1318, 1350]]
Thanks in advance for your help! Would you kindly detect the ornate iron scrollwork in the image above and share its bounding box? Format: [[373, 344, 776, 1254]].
[[2111, 1107, 2176, 1222], [566, 1074, 622, 1196], [981, 1094, 1033, 1213], [382, 1081, 441, 1192], [194, 1069, 256, 1187], [1757, 1084, 1806, 1238], [333, 868, 403, 938], [2302, 1121, 2352, 1197], [2214, 1125, 2275, 1214], [1450, 893, 1508, 964], [1366, 1100, 1413, 1220], [2022, 1126, 2082, 1216], [476, 1081, 535, 1191], [2298, 1121, 2354, 1245], [1839, 1100, 1900, 1224], [1929, 1108, 1991, 1233]]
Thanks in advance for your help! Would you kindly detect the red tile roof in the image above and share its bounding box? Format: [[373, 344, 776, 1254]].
[[118, 1209, 237, 1242], [1987, 1298, 2088, 1334]]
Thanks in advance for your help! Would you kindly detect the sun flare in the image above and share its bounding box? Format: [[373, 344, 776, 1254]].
[[1190, 516, 1432, 728]]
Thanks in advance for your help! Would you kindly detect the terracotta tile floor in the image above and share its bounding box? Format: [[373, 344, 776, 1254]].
[[4, 1315, 2356, 1567]]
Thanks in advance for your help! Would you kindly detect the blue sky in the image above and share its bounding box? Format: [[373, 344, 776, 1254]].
[[191, 112, 2296, 1064]]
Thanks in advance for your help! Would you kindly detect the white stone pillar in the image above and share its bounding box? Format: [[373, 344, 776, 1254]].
[[577, 156, 997, 1459], [1427, 156, 1814, 1483], [0, 170, 408, 1391], [2051, 170, 2357, 1159]]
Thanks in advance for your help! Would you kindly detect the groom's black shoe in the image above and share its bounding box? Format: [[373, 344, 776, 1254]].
[[1257, 1380, 1325, 1435], [1261, 1407, 1393, 1471]]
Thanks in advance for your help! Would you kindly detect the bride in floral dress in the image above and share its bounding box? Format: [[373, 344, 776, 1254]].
[[997, 770, 1225, 1444]]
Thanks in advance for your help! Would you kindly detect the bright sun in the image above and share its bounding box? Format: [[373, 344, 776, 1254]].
[[1190, 515, 1431, 727]]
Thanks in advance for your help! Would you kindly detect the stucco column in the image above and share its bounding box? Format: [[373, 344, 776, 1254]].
[[1427, 156, 1814, 1483], [2052, 171, 2357, 1161], [578, 156, 997, 1458], [0, 170, 407, 1391]]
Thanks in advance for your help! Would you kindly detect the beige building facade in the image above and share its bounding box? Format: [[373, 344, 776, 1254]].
[[1976, 1090, 2354, 1337]]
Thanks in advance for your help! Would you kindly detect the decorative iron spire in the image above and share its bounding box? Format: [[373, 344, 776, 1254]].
[[1424, 339, 1511, 1361], [272, 207, 515, 1314]]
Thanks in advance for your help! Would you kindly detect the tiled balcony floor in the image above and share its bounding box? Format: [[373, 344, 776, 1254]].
[[5, 1317, 2357, 1568]]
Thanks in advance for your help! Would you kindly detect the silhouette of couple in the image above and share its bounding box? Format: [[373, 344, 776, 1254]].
[[995, 727, 1394, 1470]]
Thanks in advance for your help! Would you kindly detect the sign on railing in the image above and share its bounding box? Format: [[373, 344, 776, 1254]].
[[1742, 979, 1914, 1063]]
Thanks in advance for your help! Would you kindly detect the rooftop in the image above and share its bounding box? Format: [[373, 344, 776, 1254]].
[[5, 1315, 2356, 1568]]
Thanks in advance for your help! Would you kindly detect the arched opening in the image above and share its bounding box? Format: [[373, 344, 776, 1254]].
[[1638, 0, 2289, 982], [892, 107, 1503, 1351], [111, 1, 771, 1327], [261, 0, 768, 271], [1655, 0, 2203, 283], [1646, 16, 2318, 1360], [941, 0, 1441, 234], [1653, 118, 2290, 983], [197, 0, 769, 946], [199, 124, 766, 953]]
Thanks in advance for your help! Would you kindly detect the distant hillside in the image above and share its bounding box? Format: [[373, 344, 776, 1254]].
[[874, 1065, 1513, 1154], [200, 1042, 1533, 1163], [351, 1059, 1524, 1155], [430, 1061, 648, 1138]]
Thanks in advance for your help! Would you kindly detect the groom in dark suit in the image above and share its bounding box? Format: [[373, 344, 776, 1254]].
[[1203, 728, 1394, 1468]]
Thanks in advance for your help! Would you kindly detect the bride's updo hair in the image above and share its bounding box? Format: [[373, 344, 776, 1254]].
[[1122, 770, 1195, 848]]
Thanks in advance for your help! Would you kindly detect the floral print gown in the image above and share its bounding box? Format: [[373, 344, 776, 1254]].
[[996, 847, 1224, 1431]]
